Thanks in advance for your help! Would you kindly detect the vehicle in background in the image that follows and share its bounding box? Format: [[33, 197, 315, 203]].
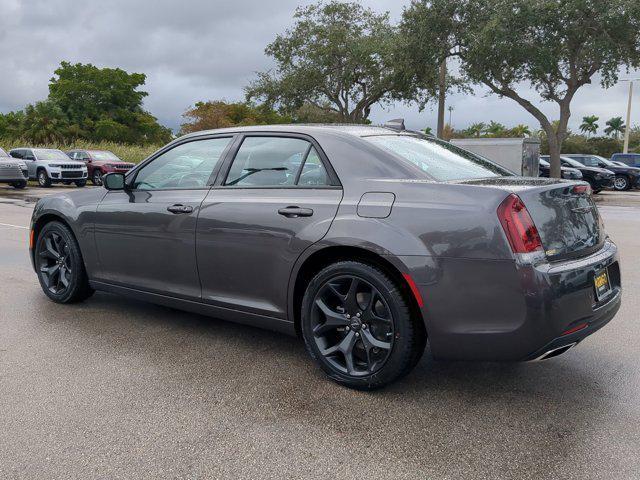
[[9, 148, 88, 188], [611, 153, 640, 169], [29, 125, 621, 389], [538, 157, 582, 180], [541, 155, 614, 193], [66, 149, 135, 186], [0, 147, 28, 189], [562, 154, 640, 191]]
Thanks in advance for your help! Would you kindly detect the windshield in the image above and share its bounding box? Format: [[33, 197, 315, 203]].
[[364, 135, 513, 181], [539, 158, 550, 167], [0, 148, 8, 157], [90, 151, 120, 161], [34, 149, 71, 161], [577, 155, 608, 167], [598, 158, 617, 167]]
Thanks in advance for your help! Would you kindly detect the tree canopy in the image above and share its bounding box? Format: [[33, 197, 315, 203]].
[[246, 1, 408, 123], [180, 101, 291, 135], [400, 0, 640, 177], [1, 62, 172, 145]]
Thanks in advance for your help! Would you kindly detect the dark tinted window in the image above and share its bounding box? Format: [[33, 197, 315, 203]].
[[364, 135, 513, 181], [297, 147, 330, 186], [133, 137, 232, 190], [9, 150, 23, 159], [225, 137, 312, 186]]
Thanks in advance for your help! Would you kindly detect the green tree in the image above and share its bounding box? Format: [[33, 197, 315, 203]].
[[465, 122, 486, 138], [509, 124, 532, 138], [604, 116, 625, 139], [579, 115, 599, 136], [400, 0, 640, 177], [21, 101, 70, 144], [48, 61, 171, 144], [485, 121, 507, 137], [246, 1, 405, 123]]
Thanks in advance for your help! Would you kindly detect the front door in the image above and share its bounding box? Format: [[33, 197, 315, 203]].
[[196, 135, 342, 319], [93, 136, 234, 299]]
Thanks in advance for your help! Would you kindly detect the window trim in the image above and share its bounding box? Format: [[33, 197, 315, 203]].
[[124, 134, 237, 192], [215, 132, 342, 189]]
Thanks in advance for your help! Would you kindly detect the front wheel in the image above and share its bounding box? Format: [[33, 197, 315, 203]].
[[11, 180, 27, 189], [37, 170, 52, 188], [75, 180, 87, 188], [301, 261, 425, 390], [92, 170, 103, 186], [614, 175, 630, 191], [35, 221, 94, 303]]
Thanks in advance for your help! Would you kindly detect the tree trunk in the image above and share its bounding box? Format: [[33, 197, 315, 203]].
[[436, 59, 446, 139], [547, 131, 562, 179]]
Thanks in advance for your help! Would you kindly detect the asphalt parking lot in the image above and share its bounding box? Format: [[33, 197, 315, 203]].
[[1, 185, 639, 479]]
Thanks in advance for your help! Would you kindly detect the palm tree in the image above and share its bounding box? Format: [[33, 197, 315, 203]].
[[604, 117, 625, 139], [465, 122, 486, 138], [423, 126, 433, 135], [510, 124, 531, 137], [579, 115, 599, 137], [485, 120, 507, 137]]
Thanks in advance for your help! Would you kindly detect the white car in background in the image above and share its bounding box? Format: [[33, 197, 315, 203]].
[[9, 148, 87, 188], [0, 147, 28, 189]]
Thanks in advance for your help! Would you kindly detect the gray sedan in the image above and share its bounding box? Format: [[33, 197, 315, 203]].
[[28, 125, 621, 389], [0, 147, 28, 189]]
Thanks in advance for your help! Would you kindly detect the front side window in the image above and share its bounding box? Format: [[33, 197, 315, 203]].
[[364, 135, 513, 181], [132, 137, 232, 190], [225, 136, 330, 187]]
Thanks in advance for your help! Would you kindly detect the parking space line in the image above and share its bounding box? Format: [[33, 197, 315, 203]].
[[0, 223, 29, 229]]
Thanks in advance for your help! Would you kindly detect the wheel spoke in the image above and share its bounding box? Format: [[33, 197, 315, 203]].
[[59, 266, 70, 287], [43, 237, 61, 260], [313, 299, 349, 336], [361, 329, 391, 351], [321, 330, 356, 357]]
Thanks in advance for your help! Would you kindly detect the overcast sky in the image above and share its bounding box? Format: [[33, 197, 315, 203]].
[[1, 0, 638, 135]]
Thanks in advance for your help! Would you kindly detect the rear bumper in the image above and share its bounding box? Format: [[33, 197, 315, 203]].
[[408, 240, 621, 361]]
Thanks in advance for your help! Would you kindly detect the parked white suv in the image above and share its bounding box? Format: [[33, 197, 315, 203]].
[[9, 148, 88, 188]]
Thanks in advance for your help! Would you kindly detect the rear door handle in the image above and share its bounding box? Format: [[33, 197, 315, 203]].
[[278, 206, 314, 218], [167, 204, 193, 214]]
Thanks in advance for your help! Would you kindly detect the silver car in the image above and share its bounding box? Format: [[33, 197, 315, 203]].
[[0, 147, 28, 189], [9, 148, 87, 188]]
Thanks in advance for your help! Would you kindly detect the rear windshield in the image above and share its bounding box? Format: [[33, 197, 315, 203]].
[[90, 151, 120, 161], [33, 149, 70, 161], [0, 148, 7, 157], [364, 135, 513, 181]]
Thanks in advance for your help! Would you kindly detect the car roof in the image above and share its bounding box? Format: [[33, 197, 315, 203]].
[[179, 124, 416, 140]]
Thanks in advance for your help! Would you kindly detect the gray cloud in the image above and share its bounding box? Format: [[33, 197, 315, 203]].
[[0, 0, 637, 135]]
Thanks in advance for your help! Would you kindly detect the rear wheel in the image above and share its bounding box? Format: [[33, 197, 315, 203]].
[[37, 169, 52, 188], [35, 221, 94, 303], [614, 175, 630, 191], [301, 261, 424, 390]]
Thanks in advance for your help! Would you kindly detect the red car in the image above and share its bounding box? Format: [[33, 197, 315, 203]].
[[66, 150, 135, 186]]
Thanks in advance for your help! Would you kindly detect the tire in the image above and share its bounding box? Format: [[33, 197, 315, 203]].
[[37, 169, 52, 188], [92, 170, 103, 186], [301, 261, 424, 390], [614, 175, 630, 191], [11, 181, 27, 189], [75, 180, 87, 188], [35, 221, 94, 304]]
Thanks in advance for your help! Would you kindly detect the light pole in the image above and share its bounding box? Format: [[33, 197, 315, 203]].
[[621, 78, 639, 154]]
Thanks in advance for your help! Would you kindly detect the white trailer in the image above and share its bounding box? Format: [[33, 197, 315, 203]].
[[450, 137, 540, 177]]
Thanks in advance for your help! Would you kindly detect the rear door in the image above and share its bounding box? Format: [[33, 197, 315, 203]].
[[196, 134, 342, 319], [93, 136, 234, 299]]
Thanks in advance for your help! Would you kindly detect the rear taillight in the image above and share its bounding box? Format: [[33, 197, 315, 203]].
[[497, 194, 543, 254], [572, 184, 590, 195]]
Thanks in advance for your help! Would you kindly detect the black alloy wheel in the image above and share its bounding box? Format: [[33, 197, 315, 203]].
[[35, 222, 93, 303], [310, 275, 394, 376], [301, 261, 425, 390]]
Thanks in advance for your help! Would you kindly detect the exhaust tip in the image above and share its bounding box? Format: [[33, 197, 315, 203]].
[[532, 342, 577, 361]]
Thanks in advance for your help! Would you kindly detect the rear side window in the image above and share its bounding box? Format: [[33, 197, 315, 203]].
[[365, 135, 512, 181], [224, 136, 331, 187]]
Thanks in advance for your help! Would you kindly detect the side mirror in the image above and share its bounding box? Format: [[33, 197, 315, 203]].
[[103, 172, 125, 191]]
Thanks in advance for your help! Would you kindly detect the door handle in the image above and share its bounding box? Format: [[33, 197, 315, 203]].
[[167, 204, 193, 214], [278, 206, 314, 218]]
